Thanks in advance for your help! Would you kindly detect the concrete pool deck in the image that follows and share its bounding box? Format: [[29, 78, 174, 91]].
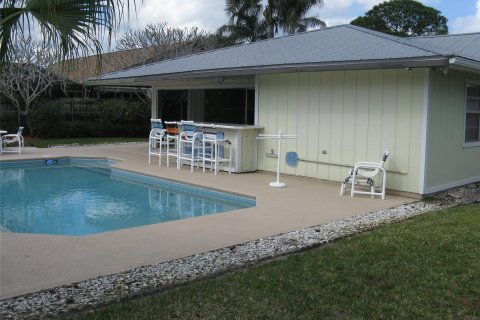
[[0, 144, 414, 299]]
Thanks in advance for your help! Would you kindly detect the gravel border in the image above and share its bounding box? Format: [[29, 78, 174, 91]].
[[1, 183, 478, 319]]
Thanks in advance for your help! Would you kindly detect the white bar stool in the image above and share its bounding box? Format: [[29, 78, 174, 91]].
[[201, 124, 232, 174], [148, 119, 167, 165], [164, 121, 180, 168], [178, 121, 203, 172]]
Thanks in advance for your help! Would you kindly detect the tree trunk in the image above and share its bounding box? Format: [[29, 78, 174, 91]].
[[267, 25, 275, 38], [264, 0, 276, 39]]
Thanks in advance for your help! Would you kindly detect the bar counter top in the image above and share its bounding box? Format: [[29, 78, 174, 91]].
[[196, 123, 264, 130]]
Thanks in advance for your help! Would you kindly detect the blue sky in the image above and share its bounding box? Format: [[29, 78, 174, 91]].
[[129, 0, 480, 37]]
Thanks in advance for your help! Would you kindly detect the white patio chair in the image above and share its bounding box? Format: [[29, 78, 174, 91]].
[[1, 126, 24, 155], [340, 151, 389, 199], [148, 119, 167, 165]]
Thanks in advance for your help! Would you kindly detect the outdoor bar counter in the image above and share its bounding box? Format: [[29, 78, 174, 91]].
[[202, 123, 264, 173]]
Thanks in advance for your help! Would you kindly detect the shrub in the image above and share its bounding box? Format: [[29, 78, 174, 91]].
[[29, 99, 150, 138], [28, 100, 64, 138]]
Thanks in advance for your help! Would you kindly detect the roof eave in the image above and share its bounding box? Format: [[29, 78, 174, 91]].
[[86, 56, 450, 86], [449, 57, 480, 74]]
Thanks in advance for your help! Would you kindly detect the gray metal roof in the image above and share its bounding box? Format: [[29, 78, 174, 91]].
[[89, 25, 480, 84], [409, 33, 480, 62]]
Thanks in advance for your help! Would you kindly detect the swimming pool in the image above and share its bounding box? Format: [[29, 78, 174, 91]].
[[0, 158, 255, 236]]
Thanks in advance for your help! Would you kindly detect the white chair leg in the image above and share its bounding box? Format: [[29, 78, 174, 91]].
[[190, 150, 194, 172], [158, 146, 162, 167], [214, 144, 219, 175], [350, 175, 356, 197], [177, 140, 182, 170], [202, 140, 206, 173], [228, 146, 232, 174], [382, 171, 387, 200]]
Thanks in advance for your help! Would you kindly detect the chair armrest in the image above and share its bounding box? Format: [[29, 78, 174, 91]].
[[353, 163, 385, 179], [354, 164, 382, 170], [150, 129, 165, 138], [354, 161, 381, 167], [2, 134, 19, 141]]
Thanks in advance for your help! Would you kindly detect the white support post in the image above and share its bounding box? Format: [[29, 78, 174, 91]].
[[151, 87, 158, 119]]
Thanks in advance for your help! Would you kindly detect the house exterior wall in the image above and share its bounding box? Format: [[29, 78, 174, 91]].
[[424, 69, 480, 193], [257, 68, 427, 194]]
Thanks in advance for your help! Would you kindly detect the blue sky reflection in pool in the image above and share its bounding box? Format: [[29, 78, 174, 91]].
[[0, 159, 255, 236]]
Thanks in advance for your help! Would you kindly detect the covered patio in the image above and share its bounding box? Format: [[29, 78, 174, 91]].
[[0, 144, 413, 299]]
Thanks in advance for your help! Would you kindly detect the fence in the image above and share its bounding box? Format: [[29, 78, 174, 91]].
[[56, 98, 99, 121]]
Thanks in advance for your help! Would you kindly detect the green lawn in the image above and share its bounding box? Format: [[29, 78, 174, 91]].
[[24, 137, 146, 148], [72, 204, 480, 319]]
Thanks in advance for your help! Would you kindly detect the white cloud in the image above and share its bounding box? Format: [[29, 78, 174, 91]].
[[453, 0, 480, 33], [132, 0, 225, 32], [323, 17, 356, 27], [323, 0, 382, 12], [313, 0, 383, 27]]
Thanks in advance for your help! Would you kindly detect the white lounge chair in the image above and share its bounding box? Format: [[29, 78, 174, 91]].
[[340, 151, 389, 199], [1, 126, 24, 155], [148, 119, 167, 165]]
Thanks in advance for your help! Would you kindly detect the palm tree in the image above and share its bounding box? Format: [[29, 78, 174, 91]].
[[217, 0, 266, 44], [276, 0, 325, 35], [219, 0, 325, 42], [263, 0, 278, 39], [0, 0, 137, 66]]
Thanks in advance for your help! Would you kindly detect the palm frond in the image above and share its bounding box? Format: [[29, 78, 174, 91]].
[[0, 0, 138, 67]]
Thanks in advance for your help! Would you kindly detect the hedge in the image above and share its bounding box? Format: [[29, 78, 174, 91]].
[[29, 99, 150, 138]]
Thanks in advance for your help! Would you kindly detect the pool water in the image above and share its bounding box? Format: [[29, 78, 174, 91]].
[[0, 158, 255, 236]]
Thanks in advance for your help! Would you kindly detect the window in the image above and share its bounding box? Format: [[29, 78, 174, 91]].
[[465, 82, 480, 145]]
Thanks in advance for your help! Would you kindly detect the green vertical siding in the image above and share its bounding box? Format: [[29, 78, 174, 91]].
[[257, 69, 427, 194], [425, 69, 480, 193]]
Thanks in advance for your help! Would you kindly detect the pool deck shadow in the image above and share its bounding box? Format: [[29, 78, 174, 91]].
[[0, 145, 414, 299]]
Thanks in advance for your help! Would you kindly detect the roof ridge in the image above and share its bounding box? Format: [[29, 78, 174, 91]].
[[412, 31, 480, 39], [344, 24, 453, 56]]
